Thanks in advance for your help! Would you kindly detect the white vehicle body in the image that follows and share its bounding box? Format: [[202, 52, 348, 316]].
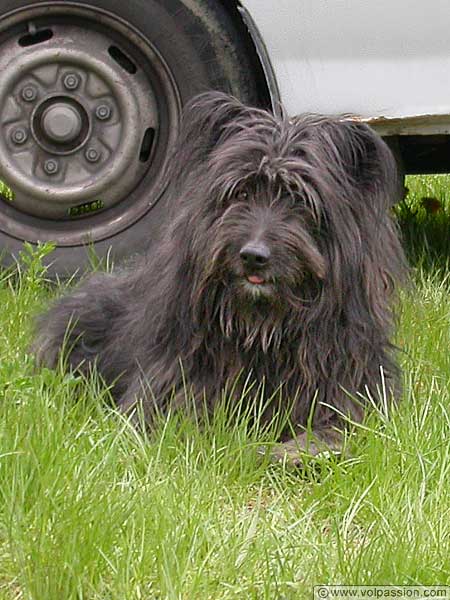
[[242, 0, 450, 136]]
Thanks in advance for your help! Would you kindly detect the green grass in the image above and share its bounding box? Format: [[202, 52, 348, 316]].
[[0, 179, 449, 598], [398, 174, 450, 267]]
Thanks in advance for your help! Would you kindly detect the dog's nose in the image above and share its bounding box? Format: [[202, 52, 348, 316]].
[[240, 242, 271, 269]]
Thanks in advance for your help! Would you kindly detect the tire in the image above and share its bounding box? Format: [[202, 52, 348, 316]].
[[0, 0, 261, 274]]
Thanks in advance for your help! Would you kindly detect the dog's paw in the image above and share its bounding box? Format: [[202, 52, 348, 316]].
[[258, 429, 343, 468]]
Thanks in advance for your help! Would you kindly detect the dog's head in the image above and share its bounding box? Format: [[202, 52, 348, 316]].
[[163, 92, 400, 317]]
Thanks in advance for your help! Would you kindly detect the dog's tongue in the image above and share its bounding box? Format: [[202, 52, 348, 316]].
[[247, 275, 265, 285]]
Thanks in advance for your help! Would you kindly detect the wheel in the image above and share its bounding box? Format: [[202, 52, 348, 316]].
[[0, 0, 261, 274]]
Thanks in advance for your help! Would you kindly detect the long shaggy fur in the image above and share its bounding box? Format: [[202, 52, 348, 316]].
[[35, 92, 406, 454]]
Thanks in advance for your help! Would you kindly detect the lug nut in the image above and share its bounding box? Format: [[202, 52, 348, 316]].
[[21, 85, 37, 102], [85, 148, 100, 163], [63, 73, 80, 90], [11, 128, 28, 145], [44, 159, 59, 175], [95, 104, 112, 121]]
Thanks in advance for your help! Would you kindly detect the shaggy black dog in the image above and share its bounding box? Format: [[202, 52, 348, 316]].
[[35, 92, 406, 462]]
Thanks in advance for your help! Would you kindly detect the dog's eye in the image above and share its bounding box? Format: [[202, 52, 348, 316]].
[[221, 189, 248, 209], [235, 190, 249, 202]]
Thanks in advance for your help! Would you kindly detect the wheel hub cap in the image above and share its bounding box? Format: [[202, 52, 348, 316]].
[[41, 102, 83, 144]]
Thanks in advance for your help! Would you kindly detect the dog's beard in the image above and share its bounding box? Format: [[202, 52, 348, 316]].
[[200, 246, 322, 313], [217, 284, 284, 352], [232, 267, 279, 303], [226, 253, 317, 310], [239, 278, 276, 301], [202, 265, 324, 354], [231, 273, 320, 318], [196, 260, 312, 353]]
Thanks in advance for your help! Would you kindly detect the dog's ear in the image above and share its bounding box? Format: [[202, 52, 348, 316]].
[[303, 117, 406, 316], [306, 117, 399, 210], [162, 91, 248, 190]]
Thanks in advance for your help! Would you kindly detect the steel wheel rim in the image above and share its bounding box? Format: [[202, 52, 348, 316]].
[[0, 2, 181, 245]]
